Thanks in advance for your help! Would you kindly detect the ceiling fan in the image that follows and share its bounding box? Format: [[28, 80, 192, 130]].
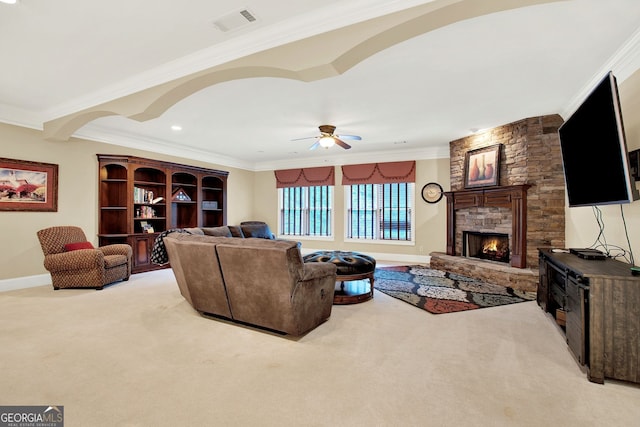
[[292, 125, 362, 150]]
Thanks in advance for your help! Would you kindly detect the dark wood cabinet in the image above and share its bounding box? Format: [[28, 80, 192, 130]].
[[538, 248, 640, 384], [131, 234, 155, 269], [97, 155, 228, 273], [201, 175, 226, 227]]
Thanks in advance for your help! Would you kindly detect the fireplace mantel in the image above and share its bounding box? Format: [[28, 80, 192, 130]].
[[444, 184, 531, 268]]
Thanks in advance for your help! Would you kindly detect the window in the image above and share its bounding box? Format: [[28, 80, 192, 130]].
[[346, 182, 413, 241], [279, 185, 332, 237]]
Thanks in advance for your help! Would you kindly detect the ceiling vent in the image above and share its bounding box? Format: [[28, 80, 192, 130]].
[[213, 9, 258, 32]]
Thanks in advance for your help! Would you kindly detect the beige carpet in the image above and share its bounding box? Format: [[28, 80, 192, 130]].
[[1, 268, 638, 427]]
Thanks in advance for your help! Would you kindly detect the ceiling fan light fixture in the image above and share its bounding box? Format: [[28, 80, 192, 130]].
[[319, 136, 335, 148], [293, 125, 360, 151], [0, 0, 17, 4]]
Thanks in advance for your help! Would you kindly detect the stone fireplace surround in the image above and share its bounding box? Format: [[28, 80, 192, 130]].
[[444, 184, 530, 268], [429, 114, 566, 293], [464, 231, 509, 263]]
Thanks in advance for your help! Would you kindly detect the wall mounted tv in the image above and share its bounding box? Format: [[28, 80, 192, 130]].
[[558, 71, 639, 207]]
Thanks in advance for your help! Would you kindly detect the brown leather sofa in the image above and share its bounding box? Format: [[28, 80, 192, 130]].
[[163, 233, 337, 336], [151, 222, 283, 267]]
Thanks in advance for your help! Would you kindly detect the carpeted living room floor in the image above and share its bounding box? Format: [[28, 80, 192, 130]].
[[1, 267, 639, 427]]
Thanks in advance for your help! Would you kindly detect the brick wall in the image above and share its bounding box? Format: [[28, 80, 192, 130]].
[[449, 114, 566, 267]]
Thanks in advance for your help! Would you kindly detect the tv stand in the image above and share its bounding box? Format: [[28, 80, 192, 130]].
[[538, 248, 640, 384]]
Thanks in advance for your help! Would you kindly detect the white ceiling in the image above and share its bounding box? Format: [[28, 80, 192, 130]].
[[2, 0, 640, 171]]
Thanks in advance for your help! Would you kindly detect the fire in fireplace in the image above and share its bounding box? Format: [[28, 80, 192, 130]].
[[463, 231, 510, 264]]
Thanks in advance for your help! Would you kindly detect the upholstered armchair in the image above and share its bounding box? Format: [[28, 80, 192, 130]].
[[37, 226, 132, 290]]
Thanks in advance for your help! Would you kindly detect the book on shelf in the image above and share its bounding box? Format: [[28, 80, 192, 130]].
[[140, 221, 154, 233], [134, 187, 158, 204], [137, 206, 156, 218]]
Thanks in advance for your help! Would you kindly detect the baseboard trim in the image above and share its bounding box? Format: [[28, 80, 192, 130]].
[[0, 274, 50, 292]]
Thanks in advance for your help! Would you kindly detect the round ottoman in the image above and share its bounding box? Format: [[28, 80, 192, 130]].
[[303, 251, 376, 304]]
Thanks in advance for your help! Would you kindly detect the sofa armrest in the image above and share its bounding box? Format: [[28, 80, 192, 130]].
[[44, 250, 104, 272], [99, 244, 132, 257], [290, 262, 337, 335], [302, 262, 337, 281]]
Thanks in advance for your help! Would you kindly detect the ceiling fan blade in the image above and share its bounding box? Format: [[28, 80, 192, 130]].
[[291, 136, 319, 141], [334, 138, 351, 149], [309, 141, 320, 150], [336, 134, 361, 141]]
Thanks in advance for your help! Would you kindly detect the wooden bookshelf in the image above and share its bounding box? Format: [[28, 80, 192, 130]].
[[97, 154, 228, 273]]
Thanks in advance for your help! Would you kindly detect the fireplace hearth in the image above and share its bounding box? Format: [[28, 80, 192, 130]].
[[463, 231, 510, 264]]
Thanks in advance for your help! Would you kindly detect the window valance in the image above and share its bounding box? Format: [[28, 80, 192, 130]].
[[274, 166, 335, 188], [341, 161, 416, 185]]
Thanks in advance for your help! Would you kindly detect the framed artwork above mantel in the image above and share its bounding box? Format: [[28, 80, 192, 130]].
[[0, 157, 58, 212], [464, 144, 501, 188]]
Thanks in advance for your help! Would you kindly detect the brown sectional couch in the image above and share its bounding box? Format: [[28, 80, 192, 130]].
[[184, 221, 276, 240], [163, 232, 337, 336]]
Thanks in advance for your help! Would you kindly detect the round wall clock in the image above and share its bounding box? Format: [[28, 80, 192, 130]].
[[421, 182, 443, 203]]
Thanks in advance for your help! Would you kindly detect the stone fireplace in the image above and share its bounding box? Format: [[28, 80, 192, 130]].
[[464, 231, 509, 264], [443, 184, 529, 268], [429, 114, 567, 293]]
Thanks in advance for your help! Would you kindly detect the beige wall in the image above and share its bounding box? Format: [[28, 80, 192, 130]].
[[0, 124, 253, 281], [564, 68, 640, 261], [252, 159, 450, 260], [0, 122, 449, 283], [3, 67, 640, 284]]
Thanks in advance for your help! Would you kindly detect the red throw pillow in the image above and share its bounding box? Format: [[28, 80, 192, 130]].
[[64, 241, 95, 251]]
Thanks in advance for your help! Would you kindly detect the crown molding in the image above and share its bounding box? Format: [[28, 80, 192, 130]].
[[0, 0, 436, 127], [0, 103, 44, 131], [73, 124, 254, 171], [252, 145, 450, 171], [42, 0, 437, 122], [561, 26, 640, 119], [609, 26, 640, 82], [75, 121, 449, 172]]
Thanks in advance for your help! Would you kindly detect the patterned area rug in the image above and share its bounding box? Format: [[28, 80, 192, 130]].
[[374, 265, 536, 314]]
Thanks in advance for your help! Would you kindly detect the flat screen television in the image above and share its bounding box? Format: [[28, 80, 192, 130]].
[[558, 71, 639, 207]]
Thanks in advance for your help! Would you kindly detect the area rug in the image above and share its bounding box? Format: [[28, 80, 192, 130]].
[[374, 265, 536, 314]]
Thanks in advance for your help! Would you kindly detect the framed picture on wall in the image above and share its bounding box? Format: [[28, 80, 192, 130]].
[[0, 158, 58, 211], [464, 144, 501, 188]]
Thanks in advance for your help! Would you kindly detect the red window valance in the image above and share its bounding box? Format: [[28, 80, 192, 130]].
[[341, 161, 416, 185], [274, 166, 335, 188]]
